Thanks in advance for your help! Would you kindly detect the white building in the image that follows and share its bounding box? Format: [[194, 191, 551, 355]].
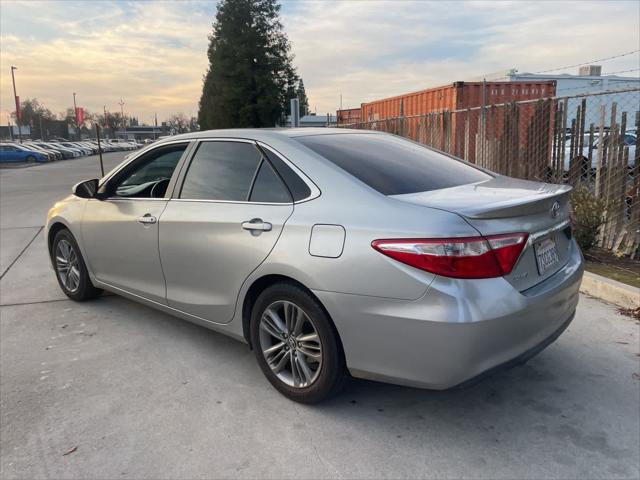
[[284, 114, 336, 128], [500, 66, 639, 129]]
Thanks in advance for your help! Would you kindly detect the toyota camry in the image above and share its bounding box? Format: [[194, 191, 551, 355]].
[[45, 129, 583, 403]]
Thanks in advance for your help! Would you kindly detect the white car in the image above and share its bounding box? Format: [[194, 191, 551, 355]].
[[563, 130, 636, 172]]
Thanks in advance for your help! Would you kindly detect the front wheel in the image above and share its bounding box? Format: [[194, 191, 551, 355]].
[[250, 283, 347, 403], [51, 229, 102, 301]]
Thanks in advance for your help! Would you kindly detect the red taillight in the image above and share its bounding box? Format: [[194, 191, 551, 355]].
[[371, 233, 528, 279]]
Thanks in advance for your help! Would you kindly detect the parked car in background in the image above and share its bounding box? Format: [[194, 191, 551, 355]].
[[8, 142, 57, 162], [23, 142, 62, 161], [46, 129, 583, 403], [58, 142, 91, 156], [562, 130, 637, 172], [39, 142, 79, 159], [76, 142, 98, 154], [0, 143, 49, 162]]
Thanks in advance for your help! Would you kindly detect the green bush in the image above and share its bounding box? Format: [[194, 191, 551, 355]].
[[570, 187, 605, 252]]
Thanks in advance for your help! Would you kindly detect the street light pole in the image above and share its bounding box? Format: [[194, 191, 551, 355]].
[[72, 92, 79, 140], [10, 66, 22, 143], [118, 98, 126, 139]]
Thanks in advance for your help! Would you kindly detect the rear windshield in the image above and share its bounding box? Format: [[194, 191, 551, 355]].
[[296, 133, 491, 195]]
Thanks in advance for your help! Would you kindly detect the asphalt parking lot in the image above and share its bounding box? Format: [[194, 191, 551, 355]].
[[1, 152, 639, 479]]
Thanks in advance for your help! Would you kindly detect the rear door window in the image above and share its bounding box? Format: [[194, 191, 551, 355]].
[[180, 141, 262, 201], [296, 133, 491, 195]]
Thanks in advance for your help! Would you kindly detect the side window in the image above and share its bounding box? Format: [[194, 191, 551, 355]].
[[110, 144, 187, 198], [263, 149, 312, 201], [180, 142, 262, 201], [249, 161, 291, 203]]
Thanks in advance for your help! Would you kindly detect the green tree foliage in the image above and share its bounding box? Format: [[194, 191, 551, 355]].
[[14, 98, 56, 125], [198, 0, 305, 129]]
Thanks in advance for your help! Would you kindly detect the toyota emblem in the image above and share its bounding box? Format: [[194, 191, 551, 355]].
[[550, 201, 560, 218]]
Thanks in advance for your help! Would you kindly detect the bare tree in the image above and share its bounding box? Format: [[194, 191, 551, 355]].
[[167, 113, 190, 134]]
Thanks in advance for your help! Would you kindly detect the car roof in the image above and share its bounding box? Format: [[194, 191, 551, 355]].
[[153, 127, 384, 145]]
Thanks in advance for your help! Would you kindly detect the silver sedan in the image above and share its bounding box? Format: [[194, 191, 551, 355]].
[[45, 129, 583, 403]]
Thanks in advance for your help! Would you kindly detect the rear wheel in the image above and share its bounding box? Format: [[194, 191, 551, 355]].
[[51, 229, 102, 301], [250, 283, 347, 403]]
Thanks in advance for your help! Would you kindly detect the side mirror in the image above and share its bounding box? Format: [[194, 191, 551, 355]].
[[72, 178, 99, 199]]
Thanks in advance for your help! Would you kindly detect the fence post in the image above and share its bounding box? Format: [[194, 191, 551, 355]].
[[95, 123, 105, 177], [595, 105, 606, 197]]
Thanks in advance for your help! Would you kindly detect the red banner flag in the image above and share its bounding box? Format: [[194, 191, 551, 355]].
[[75, 107, 84, 125]]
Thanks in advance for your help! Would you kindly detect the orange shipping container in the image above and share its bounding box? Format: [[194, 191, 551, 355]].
[[360, 81, 556, 121], [336, 108, 362, 125]]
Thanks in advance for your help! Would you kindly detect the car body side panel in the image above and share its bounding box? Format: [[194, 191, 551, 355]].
[[254, 194, 478, 300], [80, 198, 168, 303], [158, 200, 293, 323], [45, 196, 89, 262]]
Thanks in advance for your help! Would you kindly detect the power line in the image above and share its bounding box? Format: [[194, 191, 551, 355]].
[[534, 49, 640, 74], [601, 68, 640, 76]]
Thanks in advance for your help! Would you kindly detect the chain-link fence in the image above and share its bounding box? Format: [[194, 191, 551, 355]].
[[342, 88, 640, 258]]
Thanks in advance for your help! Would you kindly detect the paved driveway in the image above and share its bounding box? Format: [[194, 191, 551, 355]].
[[1, 154, 639, 479]]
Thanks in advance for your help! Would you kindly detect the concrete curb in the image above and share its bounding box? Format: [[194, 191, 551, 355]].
[[580, 271, 640, 308]]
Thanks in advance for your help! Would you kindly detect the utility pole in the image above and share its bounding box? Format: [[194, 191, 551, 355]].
[[118, 98, 126, 139], [73, 92, 79, 140], [290, 98, 300, 127], [7, 116, 14, 141], [10, 66, 22, 143]]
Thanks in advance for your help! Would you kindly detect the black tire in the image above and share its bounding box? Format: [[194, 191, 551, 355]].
[[51, 229, 102, 301], [250, 282, 347, 403], [26, 155, 36, 163]]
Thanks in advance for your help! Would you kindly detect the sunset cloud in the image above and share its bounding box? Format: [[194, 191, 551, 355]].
[[1, 0, 638, 124]]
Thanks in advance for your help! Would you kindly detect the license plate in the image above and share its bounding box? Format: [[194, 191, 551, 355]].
[[535, 237, 560, 274]]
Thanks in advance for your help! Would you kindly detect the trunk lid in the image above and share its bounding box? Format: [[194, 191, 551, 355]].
[[391, 176, 573, 291]]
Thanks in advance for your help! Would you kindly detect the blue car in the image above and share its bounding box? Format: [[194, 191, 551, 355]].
[[0, 144, 49, 163]]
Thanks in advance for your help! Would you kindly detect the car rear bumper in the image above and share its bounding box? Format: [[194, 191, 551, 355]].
[[315, 239, 583, 389]]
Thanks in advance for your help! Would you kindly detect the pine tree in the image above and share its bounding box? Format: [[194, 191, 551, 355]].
[[198, 0, 304, 129], [296, 79, 309, 116]]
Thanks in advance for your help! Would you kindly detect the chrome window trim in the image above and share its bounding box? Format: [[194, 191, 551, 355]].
[[101, 197, 168, 203], [177, 138, 277, 204], [169, 198, 291, 206], [256, 141, 321, 204], [99, 136, 321, 206], [175, 138, 320, 206], [98, 139, 194, 187], [99, 140, 194, 202]]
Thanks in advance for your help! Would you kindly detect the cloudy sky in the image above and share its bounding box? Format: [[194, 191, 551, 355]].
[[1, 0, 638, 124]]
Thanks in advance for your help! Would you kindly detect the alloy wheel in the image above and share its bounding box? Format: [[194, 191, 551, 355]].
[[55, 239, 80, 293], [258, 300, 323, 388]]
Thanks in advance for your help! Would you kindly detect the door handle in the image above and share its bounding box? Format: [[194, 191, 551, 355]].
[[242, 219, 272, 232], [138, 214, 157, 225]]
